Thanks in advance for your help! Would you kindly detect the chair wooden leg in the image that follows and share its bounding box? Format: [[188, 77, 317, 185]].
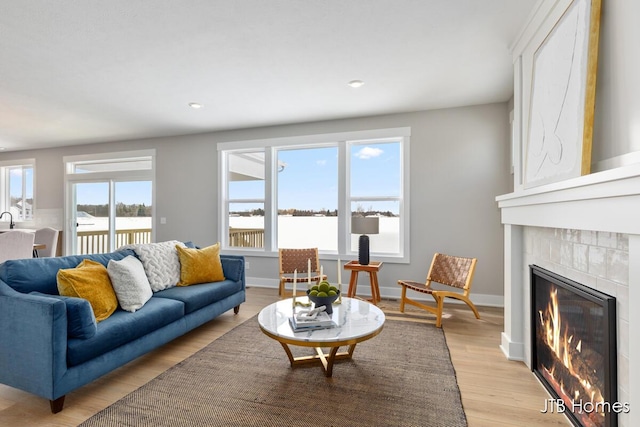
[[434, 296, 444, 328], [399, 285, 407, 312], [278, 279, 285, 297], [462, 297, 481, 319]]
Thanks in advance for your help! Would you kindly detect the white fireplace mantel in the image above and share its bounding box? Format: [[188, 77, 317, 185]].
[[497, 162, 640, 235]]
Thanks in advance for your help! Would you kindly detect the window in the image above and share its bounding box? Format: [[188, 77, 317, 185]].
[[0, 159, 35, 222], [218, 128, 410, 261]]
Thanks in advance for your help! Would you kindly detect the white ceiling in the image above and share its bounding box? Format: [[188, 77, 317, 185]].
[[0, 0, 536, 152]]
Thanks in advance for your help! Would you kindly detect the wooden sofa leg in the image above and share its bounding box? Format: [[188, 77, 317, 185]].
[[234, 305, 240, 314], [50, 396, 65, 413]]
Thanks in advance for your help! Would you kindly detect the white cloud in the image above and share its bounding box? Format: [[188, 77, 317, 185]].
[[316, 160, 326, 166], [354, 146, 383, 159]]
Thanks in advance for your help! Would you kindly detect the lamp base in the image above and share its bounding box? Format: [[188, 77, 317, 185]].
[[358, 235, 370, 265]]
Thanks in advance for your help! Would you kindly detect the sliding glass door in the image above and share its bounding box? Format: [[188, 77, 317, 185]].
[[64, 150, 155, 255], [70, 180, 152, 255]]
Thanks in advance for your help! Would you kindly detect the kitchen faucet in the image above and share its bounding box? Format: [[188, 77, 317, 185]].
[[0, 211, 15, 229]]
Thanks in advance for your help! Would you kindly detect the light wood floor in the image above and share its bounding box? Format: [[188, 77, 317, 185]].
[[0, 287, 568, 426]]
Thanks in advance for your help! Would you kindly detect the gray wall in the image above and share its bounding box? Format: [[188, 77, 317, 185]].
[[1, 103, 511, 302]]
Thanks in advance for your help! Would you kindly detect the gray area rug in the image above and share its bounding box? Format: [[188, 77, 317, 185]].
[[80, 316, 467, 427]]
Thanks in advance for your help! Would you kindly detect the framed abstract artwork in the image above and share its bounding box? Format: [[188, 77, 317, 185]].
[[524, 0, 601, 188]]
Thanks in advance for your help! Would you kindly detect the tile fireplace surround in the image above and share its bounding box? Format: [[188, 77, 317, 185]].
[[497, 163, 640, 427]]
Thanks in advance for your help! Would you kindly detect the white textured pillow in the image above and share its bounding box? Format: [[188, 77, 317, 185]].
[[107, 256, 153, 312], [131, 241, 186, 292]]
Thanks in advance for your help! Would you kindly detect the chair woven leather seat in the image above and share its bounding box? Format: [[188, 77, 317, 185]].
[[397, 280, 433, 294], [397, 253, 479, 327], [278, 248, 326, 298]]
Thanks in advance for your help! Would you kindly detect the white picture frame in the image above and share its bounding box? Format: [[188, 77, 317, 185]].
[[523, 0, 601, 188]]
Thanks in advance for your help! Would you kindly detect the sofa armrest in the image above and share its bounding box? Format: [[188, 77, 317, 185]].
[[0, 281, 68, 400], [220, 255, 245, 288]]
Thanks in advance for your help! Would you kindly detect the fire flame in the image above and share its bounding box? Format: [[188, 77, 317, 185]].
[[538, 288, 604, 426]]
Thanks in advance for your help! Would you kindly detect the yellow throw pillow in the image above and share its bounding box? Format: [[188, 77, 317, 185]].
[[57, 259, 118, 322], [176, 243, 225, 286]]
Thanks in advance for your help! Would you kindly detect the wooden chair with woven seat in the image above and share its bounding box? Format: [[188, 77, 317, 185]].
[[397, 253, 479, 327], [278, 248, 327, 298]]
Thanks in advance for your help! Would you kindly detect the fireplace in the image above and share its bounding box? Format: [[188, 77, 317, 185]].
[[530, 265, 618, 427]]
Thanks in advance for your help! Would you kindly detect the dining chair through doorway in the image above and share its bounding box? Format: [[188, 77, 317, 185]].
[[34, 227, 59, 257], [0, 231, 35, 263]]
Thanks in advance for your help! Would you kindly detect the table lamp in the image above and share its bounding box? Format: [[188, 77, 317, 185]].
[[351, 216, 379, 265]]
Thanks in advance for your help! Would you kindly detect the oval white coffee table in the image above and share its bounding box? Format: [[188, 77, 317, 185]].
[[258, 297, 385, 377]]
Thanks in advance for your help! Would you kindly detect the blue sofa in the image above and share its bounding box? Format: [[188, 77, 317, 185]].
[[0, 248, 245, 413]]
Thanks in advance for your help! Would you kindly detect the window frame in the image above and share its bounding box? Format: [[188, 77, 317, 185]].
[[218, 128, 410, 262], [0, 158, 35, 223]]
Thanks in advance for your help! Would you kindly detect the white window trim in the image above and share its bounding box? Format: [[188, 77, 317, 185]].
[[218, 128, 411, 263]]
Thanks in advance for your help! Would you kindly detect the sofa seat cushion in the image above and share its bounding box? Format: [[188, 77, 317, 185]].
[[0, 249, 136, 295], [153, 279, 242, 314], [67, 296, 184, 367]]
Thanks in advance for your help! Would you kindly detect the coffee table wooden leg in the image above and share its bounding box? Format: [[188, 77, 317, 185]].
[[279, 342, 296, 366], [278, 342, 358, 376]]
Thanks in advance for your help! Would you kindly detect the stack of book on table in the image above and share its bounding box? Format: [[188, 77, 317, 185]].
[[289, 310, 337, 332]]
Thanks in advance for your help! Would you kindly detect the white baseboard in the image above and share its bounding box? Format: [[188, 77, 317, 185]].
[[246, 276, 504, 308]]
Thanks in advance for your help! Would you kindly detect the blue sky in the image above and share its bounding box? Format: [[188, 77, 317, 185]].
[[230, 142, 401, 213]]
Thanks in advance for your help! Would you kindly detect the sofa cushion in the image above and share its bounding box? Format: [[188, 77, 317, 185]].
[[125, 241, 186, 292], [153, 279, 242, 314], [176, 243, 225, 286], [66, 296, 185, 367], [29, 292, 97, 339], [107, 255, 153, 312], [0, 249, 136, 295], [221, 257, 244, 284], [57, 259, 118, 322]]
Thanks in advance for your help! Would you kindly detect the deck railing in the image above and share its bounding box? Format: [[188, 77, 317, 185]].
[[77, 228, 152, 255], [228, 228, 264, 248], [76, 227, 265, 254]]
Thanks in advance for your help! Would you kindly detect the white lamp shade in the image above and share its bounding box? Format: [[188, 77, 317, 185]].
[[351, 216, 379, 235]]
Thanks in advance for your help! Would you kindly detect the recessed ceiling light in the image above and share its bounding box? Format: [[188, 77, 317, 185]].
[[348, 80, 364, 88], [188, 102, 202, 109]]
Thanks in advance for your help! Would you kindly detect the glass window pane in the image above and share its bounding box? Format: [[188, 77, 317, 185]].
[[351, 201, 400, 254], [351, 142, 401, 197], [76, 182, 110, 254], [115, 181, 153, 247], [8, 166, 34, 221], [227, 151, 265, 200], [229, 202, 264, 248], [277, 146, 338, 251]]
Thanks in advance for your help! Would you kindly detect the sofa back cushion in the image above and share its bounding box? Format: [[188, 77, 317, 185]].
[[0, 249, 136, 295], [29, 292, 97, 339]]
